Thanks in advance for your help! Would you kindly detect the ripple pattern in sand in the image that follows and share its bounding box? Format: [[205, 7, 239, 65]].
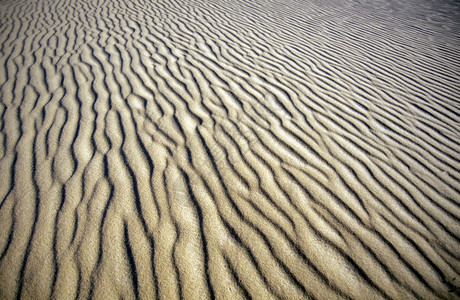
[[0, 0, 460, 299]]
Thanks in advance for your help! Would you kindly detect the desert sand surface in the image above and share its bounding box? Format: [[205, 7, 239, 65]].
[[0, 0, 460, 299]]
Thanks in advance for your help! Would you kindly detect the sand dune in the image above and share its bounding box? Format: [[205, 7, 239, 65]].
[[1, 0, 460, 299]]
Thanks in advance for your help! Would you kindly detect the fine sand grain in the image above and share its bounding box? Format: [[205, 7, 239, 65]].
[[1, 0, 460, 299]]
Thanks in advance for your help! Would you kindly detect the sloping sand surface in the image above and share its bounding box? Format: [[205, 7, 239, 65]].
[[1, 0, 460, 298]]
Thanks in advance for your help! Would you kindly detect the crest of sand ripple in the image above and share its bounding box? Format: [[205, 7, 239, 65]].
[[0, 0, 459, 299]]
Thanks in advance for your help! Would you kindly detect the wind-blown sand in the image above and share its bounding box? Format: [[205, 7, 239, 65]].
[[0, 0, 459, 298]]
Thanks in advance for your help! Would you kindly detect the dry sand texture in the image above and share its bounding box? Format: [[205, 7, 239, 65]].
[[1, 0, 460, 299]]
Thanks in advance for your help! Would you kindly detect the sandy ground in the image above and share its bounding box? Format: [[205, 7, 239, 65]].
[[0, 0, 460, 299]]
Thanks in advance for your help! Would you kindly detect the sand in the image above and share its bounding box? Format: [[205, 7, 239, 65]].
[[0, 0, 459, 299]]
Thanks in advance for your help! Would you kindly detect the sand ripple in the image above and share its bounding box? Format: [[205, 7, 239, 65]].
[[1, 0, 459, 299]]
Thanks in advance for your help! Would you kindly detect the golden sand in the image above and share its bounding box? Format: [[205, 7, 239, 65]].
[[0, 0, 459, 299]]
